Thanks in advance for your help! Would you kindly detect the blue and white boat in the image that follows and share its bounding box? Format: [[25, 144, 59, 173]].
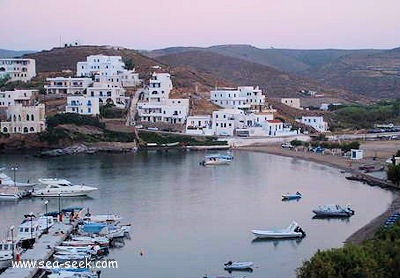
[[282, 192, 302, 200], [80, 223, 106, 234], [205, 152, 234, 161]]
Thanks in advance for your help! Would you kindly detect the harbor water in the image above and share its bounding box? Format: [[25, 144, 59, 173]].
[[0, 151, 393, 278]]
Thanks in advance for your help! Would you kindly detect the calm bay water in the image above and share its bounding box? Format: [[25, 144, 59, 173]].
[[0, 151, 394, 278]]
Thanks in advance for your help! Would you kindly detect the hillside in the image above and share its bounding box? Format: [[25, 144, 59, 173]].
[[146, 45, 382, 74], [157, 50, 366, 103], [0, 48, 36, 58], [308, 48, 400, 98], [23, 45, 163, 74]]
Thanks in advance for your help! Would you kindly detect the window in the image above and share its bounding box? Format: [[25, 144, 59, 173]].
[[30, 127, 34, 132], [26, 114, 30, 121], [23, 127, 28, 133]]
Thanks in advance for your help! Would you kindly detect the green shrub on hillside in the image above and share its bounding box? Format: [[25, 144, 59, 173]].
[[297, 223, 400, 278], [46, 113, 105, 130]]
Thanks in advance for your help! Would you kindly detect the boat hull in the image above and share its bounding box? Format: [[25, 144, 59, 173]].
[[251, 230, 304, 239], [32, 190, 96, 197]]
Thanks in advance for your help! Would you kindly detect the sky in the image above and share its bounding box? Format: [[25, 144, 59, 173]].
[[1, 0, 399, 51]]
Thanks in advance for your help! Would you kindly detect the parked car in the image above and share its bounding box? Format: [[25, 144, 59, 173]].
[[281, 142, 294, 149], [311, 146, 325, 153]]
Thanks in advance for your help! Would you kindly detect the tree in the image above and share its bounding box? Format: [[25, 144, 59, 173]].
[[387, 164, 400, 185]]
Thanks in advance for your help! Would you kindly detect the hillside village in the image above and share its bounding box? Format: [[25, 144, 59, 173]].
[[0, 49, 331, 149]]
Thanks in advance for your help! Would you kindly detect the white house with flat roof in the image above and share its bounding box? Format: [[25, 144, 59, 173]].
[[212, 109, 246, 136], [95, 71, 140, 88], [66, 96, 99, 115], [84, 83, 128, 109], [299, 116, 328, 132], [0, 89, 38, 107], [45, 77, 93, 95], [142, 72, 173, 102], [0, 58, 36, 82], [1, 103, 45, 134], [185, 115, 213, 135], [210, 86, 265, 111], [77, 55, 126, 77], [281, 98, 302, 110], [137, 98, 189, 124]]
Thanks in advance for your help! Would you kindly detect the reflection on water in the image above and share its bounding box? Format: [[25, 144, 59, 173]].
[[0, 151, 394, 278]]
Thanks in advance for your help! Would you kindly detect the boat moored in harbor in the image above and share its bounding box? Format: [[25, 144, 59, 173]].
[[312, 204, 355, 218], [32, 178, 98, 197], [251, 221, 306, 239]]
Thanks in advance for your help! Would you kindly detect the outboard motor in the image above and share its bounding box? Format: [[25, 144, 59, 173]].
[[224, 261, 233, 266], [299, 227, 306, 237]]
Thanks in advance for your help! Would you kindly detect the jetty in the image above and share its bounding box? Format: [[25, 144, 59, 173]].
[[1, 221, 78, 278]]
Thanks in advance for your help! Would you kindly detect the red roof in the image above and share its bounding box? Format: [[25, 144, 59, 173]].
[[267, 120, 282, 124]]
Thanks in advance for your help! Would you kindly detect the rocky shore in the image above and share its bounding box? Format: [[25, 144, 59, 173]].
[[237, 141, 400, 244]]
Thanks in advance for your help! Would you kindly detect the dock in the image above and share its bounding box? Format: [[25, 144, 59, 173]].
[[1, 221, 77, 278]]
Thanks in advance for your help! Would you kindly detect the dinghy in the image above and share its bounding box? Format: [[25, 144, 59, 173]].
[[251, 221, 306, 239]]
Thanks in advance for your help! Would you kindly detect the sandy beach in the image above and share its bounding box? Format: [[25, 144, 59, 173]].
[[238, 140, 400, 244]]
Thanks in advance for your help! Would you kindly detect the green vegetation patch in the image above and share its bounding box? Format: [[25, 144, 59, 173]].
[[332, 100, 400, 130], [297, 223, 400, 278], [46, 113, 105, 130]]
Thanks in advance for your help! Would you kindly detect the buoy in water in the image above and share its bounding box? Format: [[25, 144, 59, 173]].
[[139, 249, 144, 256]]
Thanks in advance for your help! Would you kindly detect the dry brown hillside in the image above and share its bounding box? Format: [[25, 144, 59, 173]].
[[24, 45, 163, 74], [157, 50, 367, 103]]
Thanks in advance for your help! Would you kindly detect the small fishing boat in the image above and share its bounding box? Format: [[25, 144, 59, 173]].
[[80, 222, 107, 234], [17, 214, 41, 248], [200, 157, 231, 166], [282, 192, 302, 200], [205, 152, 234, 161], [0, 239, 20, 269], [71, 236, 110, 245], [61, 240, 109, 247], [223, 261, 253, 270], [312, 204, 355, 217], [83, 214, 122, 224], [251, 221, 306, 239], [53, 253, 90, 263]]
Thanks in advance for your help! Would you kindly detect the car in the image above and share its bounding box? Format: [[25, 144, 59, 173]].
[[281, 142, 293, 149]]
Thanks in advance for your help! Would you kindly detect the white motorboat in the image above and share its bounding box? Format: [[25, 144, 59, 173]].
[[70, 236, 110, 245], [55, 245, 96, 253], [62, 240, 109, 247], [224, 261, 254, 270], [251, 221, 306, 239], [313, 204, 355, 217], [32, 178, 98, 197], [0, 187, 22, 201], [201, 157, 231, 166], [0, 172, 36, 188], [53, 253, 90, 262], [83, 214, 122, 223], [205, 152, 234, 161], [18, 214, 41, 247]]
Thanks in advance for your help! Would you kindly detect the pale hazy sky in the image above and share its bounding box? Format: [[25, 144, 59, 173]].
[[1, 0, 399, 50]]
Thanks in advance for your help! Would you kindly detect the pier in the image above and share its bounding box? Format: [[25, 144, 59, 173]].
[[1, 221, 78, 278]]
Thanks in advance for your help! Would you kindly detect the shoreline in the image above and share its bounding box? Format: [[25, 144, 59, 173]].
[[237, 143, 400, 244]]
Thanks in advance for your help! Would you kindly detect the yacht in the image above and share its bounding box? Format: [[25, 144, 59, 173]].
[[32, 178, 98, 197], [0, 187, 22, 201]]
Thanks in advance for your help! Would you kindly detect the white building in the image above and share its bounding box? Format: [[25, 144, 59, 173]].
[[212, 109, 245, 136], [185, 115, 213, 135], [45, 77, 93, 95], [210, 86, 265, 111], [85, 83, 128, 109], [137, 99, 189, 124], [65, 96, 99, 115], [77, 55, 126, 77], [0, 58, 36, 82], [281, 98, 302, 110], [143, 72, 173, 102], [299, 116, 329, 132], [0, 104, 45, 134], [95, 71, 140, 88], [0, 89, 38, 107]]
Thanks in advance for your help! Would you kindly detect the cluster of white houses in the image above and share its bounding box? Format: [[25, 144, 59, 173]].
[[0, 55, 329, 135]]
